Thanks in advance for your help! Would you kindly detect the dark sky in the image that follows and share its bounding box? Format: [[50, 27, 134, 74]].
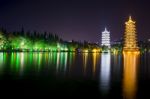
[[0, 0, 150, 42]]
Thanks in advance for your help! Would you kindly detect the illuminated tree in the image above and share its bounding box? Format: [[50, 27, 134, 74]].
[[123, 16, 139, 51], [0, 27, 100, 52], [33, 40, 45, 51], [0, 31, 6, 49], [9, 36, 25, 50]]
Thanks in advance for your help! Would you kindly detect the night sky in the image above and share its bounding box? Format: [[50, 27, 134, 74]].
[[0, 0, 150, 42]]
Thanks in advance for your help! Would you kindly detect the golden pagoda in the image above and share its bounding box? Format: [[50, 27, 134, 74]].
[[123, 16, 139, 52]]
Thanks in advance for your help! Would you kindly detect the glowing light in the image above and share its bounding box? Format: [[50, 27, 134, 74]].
[[92, 49, 97, 53], [123, 50, 140, 55], [83, 52, 88, 75], [101, 28, 110, 48], [100, 53, 111, 93], [21, 42, 24, 46], [56, 52, 68, 75], [0, 53, 4, 66], [123, 52, 139, 99], [56, 52, 60, 73], [35, 53, 42, 71], [16, 53, 20, 71], [92, 52, 97, 76], [0, 32, 6, 49], [0, 53, 4, 74], [64, 48, 68, 51], [10, 53, 20, 73], [20, 52, 24, 75], [112, 49, 118, 54], [64, 52, 68, 73], [123, 16, 139, 51], [83, 49, 88, 53]]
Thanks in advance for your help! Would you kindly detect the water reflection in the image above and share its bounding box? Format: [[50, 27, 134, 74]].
[[10, 53, 20, 73], [0, 52, 74, 77], [56, 52, 68, 74], [56, 52, 60, 73], [0, 53, 4, 74], [64, 52, 68, 73], [93, 52, 97, 76], [83, 52, 88, 75], [68, 52, 75, 74], [0, 52, 101, 77], [20, 52, 25, 75], [112, 53, 122, 83], [0, 53, 4, 66], [100, 53, 111, 93], [123, 52, 139, 99]]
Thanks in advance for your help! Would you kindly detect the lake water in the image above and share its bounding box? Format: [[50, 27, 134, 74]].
[[0, 52, 150, 98]]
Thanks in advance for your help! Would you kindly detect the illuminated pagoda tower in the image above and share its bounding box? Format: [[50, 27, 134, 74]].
[[123, 16, 139, 51], [101, 28, 110, 48]]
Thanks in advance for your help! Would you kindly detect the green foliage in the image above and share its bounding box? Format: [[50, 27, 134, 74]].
[[0, 28, 100, 52], [0, 31, 6, 49]]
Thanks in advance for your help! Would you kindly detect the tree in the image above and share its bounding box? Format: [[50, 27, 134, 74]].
[[20, 27, 25, 36], [0, 31, 6, 50]]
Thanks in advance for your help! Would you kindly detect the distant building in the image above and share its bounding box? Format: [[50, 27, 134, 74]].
[[101, 28, 110, 48]]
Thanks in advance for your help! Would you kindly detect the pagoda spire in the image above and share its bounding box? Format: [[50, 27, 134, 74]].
[[105, 27, 107, 31], [129, 16, 132, 21]]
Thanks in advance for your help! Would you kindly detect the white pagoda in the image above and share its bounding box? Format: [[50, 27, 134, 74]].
[[101, 28, 111, 48]]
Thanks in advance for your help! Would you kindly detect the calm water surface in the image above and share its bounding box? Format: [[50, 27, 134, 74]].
[[0, 52, 150, 98]]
